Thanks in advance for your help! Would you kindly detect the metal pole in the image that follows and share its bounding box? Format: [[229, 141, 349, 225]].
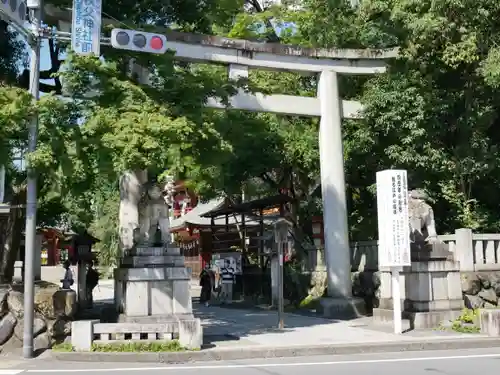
[[278, 241, 284, 330], [23, 2, 42, 359]]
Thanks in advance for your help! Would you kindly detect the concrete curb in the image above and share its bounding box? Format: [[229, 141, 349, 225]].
[[50, 337, 500, 363]]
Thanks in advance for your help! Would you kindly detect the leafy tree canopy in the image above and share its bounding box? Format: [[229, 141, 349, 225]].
[[2, 0, 500, 264]]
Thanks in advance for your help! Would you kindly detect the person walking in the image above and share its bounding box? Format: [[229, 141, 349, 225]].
[[85, 261, 100, 308], [60, 260, 74, 290], [199, 264, 212, 307], [220, 258, 235, 304]]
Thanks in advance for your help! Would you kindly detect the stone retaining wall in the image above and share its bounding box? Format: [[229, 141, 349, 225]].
[[461, 272, 500, 309], [309, 270, 500, 314], [0, 284, 76, 352]]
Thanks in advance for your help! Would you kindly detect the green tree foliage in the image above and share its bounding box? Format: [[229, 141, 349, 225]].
[[4, 0, 500, 274], [207, 0, 500, 237], [88, 178, 120, 268], [355, 0, 500, 233]]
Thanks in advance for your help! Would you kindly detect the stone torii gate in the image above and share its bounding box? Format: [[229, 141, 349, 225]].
[[45, 6, 398, 317]]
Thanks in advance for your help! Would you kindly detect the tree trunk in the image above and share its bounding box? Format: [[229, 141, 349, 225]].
[[0, 186, 26, 284]]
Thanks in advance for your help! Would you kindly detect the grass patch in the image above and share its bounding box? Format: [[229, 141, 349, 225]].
[[92, 340, 186, 352], [298, 295, 321, 309], [52, 342, 74, 352], [53, 340, 191, 352], [438, 308, 481, 333], [450, 321, 480, 333]]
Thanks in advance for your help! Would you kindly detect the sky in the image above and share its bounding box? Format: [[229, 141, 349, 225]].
[[41, 41, 52, 74], [40, 41, 54, 89], [16, 19, 56, 91]]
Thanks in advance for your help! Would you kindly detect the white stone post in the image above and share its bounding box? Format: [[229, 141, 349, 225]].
[[71, 320, 99, 351], [178, 319, 203, 349], [318, 70, 352, 298], [454, 228, 474, 271]]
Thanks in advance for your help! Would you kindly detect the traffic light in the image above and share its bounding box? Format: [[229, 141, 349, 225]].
[[0, 0, 27, 27], [110, 28, 168, 54]]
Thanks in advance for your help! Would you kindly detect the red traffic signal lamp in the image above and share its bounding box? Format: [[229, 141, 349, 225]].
[[110, 28, 168, 54]]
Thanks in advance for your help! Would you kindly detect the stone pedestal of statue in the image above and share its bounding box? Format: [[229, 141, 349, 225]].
[[112, 242, 202, 348], [115, 172, 198, 327], [373, 241, 463, 329], [114, 245, 193, 318], [81, 171, 203, 349]]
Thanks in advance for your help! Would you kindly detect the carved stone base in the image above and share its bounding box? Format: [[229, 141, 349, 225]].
[[376, 258, 464, 329], [121, 255, 185, 268], [373, 307, 462, 330], [124, 246, 181, 257], [114, 246, 192, 317], [411, 241, 453, 261], [117, 278, 192, 317]]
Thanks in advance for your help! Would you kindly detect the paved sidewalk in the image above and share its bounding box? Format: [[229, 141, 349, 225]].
[[0, 359, 24, 369], [30, 269, 500, 364], [47, 278, 500, 363], [88, 279, 487, 350], [193, 304, 488, 349]]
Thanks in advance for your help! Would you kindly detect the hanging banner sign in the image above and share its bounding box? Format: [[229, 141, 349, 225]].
[[376, 169, 411, 268], [71, 0, 102, 55]]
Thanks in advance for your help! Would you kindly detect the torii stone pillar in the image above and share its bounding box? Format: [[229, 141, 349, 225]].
[[318, 71, 365, 317]]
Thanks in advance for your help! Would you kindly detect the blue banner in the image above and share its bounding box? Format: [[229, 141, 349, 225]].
[[71, 0, 102, 55]]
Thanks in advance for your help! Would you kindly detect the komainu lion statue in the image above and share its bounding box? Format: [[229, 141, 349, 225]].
[[408, 189, 451, 259], [118, 170, 147, 253], [136, 176, 175, 246], [118, 170, 175, 253], [408, 189, 439, 244]]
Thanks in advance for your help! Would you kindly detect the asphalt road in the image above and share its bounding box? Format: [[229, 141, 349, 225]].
[[4, 348, 500, 375]]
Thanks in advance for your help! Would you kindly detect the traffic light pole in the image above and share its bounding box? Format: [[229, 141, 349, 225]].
[[23, 0, 42, 359]]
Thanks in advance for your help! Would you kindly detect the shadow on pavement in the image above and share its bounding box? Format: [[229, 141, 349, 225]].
[[192, 298, 343, 342], [202, 333, 240, 349]]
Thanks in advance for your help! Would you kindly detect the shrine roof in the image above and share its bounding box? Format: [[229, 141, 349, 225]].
[[170, 197, 281, 230], [201, 194, 293, 218]]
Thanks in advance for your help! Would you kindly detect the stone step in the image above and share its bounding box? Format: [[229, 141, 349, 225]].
[[118, 313, 195, 323], [121, 255, 185, 268], [130, 247, 181, 256], [114, 266, 190, 281]]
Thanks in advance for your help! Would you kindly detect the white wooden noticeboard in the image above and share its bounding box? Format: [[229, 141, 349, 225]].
[[376, 169, 411, 268], [211, 252, 242, 275]]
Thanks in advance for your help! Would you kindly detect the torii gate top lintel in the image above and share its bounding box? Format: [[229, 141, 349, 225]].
[[164, 29, 399, 61], [45, 5, 398, 74]]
